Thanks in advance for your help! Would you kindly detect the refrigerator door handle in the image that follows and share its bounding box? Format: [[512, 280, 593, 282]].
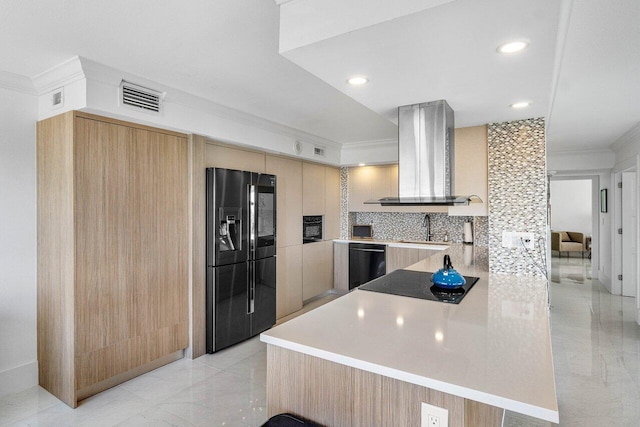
[[248, 261, 255, 314], [249, 184, 256, 254]]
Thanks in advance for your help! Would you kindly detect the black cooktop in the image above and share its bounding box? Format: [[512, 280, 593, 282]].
[[358, 269, 479, 304]]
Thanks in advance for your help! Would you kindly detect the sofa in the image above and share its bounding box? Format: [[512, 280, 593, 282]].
[[551, 231, 586, 257]]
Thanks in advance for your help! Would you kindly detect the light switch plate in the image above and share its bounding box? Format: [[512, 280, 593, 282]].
[[421, 402, 448, 427]]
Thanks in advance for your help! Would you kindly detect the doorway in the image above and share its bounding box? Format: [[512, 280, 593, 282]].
[[549, 176, 599, 279]]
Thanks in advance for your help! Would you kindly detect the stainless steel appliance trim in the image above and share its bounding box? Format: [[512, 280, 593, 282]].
[[350, 248, 385, 253], [249, 184, 256, 253], [248, 261, 255, 314]]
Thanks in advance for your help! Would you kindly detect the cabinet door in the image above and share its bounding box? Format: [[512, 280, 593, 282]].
[[205, 142, 266, 173], [448, 125, 488, 216], [302, 241, 332, 300], [347, 165, 371, 212], [74, 118, 189, 390], [266, 155, 303, 248], [324, 166, 341, 240], [333, 242, 349, 291], [386, 247, 428, 272], [303, 162, 325, 215], [276, 245, 303, 319]]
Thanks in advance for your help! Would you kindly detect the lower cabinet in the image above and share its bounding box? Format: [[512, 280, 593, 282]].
[[333, 242, 349, 291], [276, 245, 303, 319], [302, 240, 334, 301], [386, 246, 432, 273]]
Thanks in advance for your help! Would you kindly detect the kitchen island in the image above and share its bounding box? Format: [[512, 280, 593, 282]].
[[260, 244, 558, 426]]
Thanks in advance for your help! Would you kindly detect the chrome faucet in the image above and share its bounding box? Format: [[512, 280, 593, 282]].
[[422, 213, 433, 241]]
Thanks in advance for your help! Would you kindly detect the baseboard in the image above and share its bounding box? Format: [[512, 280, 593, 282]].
[[0, 361, 38, 398], [303, 289, 348, 305]]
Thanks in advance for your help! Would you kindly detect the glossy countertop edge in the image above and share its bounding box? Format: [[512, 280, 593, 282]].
[[261, 334, 559, 423], [261, 244, 559, 423], [333, 238, 451, 250]]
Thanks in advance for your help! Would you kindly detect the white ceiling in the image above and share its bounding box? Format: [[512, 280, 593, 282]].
[[1, 0, 638, 153]]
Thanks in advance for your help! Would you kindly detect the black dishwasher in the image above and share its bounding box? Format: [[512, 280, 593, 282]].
[[349, 243, 386, 290]]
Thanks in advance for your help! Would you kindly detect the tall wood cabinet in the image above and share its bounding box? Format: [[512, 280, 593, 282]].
[[266, 155, 303, 318], [37, 112, 189, 407], [302, 162, 339, 301]]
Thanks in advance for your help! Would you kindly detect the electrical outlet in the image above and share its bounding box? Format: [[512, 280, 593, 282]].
[[421, 402, 448, 427], [501, 231, 535, 249]]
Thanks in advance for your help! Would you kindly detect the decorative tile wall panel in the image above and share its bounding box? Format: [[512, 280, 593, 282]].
[[487, 118, 547, 277]]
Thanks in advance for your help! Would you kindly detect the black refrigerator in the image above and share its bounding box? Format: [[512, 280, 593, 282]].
[[206, 168, 276, 353]]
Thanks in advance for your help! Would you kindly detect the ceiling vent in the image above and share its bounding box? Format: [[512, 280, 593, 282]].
[[120, 81, 164, 113], [314, 147, 325, 157]]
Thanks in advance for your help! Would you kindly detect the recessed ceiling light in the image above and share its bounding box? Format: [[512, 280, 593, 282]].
[[510, 101, 531, 109], [497, 41, 528, 54], [347, 76, 369, 85]]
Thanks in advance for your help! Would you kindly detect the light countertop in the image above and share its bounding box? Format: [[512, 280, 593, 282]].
[[260, 244, 559, 423], [333, 238, 451, 250]]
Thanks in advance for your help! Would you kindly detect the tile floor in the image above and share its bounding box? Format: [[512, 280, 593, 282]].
[[1, 259, 639, 426]]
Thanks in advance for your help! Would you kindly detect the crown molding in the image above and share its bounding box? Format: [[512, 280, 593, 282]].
[[0, 71, 36, 95], [547, 147, 614, 156], [341, 138, 397, 148], [31, 56, 85, 95], [610, 122, 640, 151]]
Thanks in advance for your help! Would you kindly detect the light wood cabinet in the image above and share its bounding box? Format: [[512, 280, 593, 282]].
[[302, 162, 325, 215], [324, 166, 341, 240], [386, 246, 432, 273], [266, 155, 303, 248], [276, 245, 303, 318], [348, 165, 447, 214], [333, 242, 349, 291], [37, 112, 189, 407], [448, 125, 488, 216], [205, 141, 266, 173], [266, 155, 305, 319], [302, 240, 334, 300], [348, 125, 488, 216]]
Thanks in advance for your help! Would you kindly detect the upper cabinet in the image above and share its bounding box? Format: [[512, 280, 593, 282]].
[[347, 125, 488, 216], [302, 162, 326, 215], [205, 141, 266, 173], [266, 155, 303, 248], [448, 125, 488, 216], [348, 164, 447, 213], [302, 161, 341, 239]]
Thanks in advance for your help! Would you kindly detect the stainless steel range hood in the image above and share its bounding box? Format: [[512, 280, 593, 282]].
[[365, 100, 471, 206]]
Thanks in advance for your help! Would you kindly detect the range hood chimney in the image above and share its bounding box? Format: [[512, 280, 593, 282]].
[[366, 100, 471, 206]]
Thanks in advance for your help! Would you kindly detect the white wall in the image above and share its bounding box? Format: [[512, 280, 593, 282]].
[[550, 179, 592, 236], [0, 87, 38, 397]]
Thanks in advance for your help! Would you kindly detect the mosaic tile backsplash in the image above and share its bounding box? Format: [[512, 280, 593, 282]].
[[339, 167, 489, 245], [349, 212, 487, 246], [488, 118, 547, 277]]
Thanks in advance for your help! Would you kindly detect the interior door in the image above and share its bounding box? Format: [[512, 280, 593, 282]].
[[622, 171, 637, 297]]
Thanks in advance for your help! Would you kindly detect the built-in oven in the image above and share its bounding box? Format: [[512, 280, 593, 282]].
[[302, 215, 323, 244]]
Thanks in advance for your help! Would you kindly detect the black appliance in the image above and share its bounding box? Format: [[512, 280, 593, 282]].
[[206, 168, 276, 353], [348, 243, 386, 290], [302, 215, 323, 244], [358, 269, 479, 304]]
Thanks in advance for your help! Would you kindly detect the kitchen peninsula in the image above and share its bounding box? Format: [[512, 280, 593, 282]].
[[260, 244, 558, 426]]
